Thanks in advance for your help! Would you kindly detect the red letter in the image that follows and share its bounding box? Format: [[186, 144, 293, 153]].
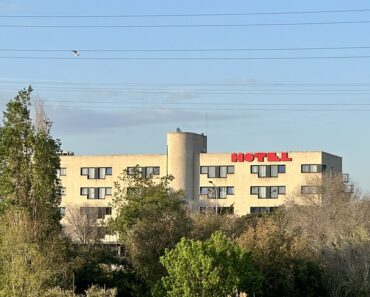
[[254, 153, 267, 162], [244, 153, 255, 162], [231, 153, 238, 162], [267, 152, 281, 162], [281, 152, 292, 161]]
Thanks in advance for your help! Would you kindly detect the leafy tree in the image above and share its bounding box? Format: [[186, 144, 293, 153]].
[[155, 231, 261, 297], [0, 208, 70, 297], [109, 168, 192, 287], [71, 245, 145, 297]]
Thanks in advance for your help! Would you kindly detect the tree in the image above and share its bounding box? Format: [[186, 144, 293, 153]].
[[285, 174, 370, 296], [64, 204, 105, 244], [155, 231, 262, 297], [0, 86, 34, 209], [0, 88, 62, 236], [0, 208, 69, 297], [108, 168, 192, 287], [237, 212, 326, 297], [0, 88, 68, 295]]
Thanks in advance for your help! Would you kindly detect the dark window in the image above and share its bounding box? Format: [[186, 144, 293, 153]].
[[301, 164, 322, 173], [278, 165, 286, 173], [200, 166, 208, 174], [81, 167, 112, 179], [251, 165, 286, 177], [250, 207, 278, 214], [127, 166, 160, 178], [57, 168, 66, 177], [200, 186, 234, 199], [250, 186, 285, 199], [200, 166, 234, 178], [227, 166, 235, 174], [200, 206, 234, 215], [301, 186, 320, 194]]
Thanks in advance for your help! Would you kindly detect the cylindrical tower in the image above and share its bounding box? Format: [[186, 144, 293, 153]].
[[167, 131, 207, 203]]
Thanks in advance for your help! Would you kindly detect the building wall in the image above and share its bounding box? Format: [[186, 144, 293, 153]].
[[59, 131, 343, 241]]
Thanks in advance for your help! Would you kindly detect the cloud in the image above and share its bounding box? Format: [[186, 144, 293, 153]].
[[45, 105, 250, 135]]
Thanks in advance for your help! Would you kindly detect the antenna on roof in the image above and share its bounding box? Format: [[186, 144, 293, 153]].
[[176, 127, 181, 132]]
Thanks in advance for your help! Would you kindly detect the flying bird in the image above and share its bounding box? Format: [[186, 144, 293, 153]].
[[72, 50, 80, 57]]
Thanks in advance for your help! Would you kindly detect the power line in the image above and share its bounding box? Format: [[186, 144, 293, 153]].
[[1, 8, 370, 18], [2, 46, 370, 52], [1, 55, 370, 60], [2, 80, 370, 87], [1, 20, 370, 28], [2, 79, 370, 87]]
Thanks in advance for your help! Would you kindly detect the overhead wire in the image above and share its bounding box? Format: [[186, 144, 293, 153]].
[[1, 8, 370, 18], [1, 20, 370, 28], [2, 46, 370, 52]]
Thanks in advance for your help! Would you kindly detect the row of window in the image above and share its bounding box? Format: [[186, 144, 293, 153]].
[[80, 187, 112, 199], [80, 207, 112, 219], [59, 206, 112, 219], [57, 163, 326, 179], [200, 185, 320, 199]]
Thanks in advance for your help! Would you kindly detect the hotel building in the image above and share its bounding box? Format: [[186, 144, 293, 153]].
[[59, 131, 343, 241]]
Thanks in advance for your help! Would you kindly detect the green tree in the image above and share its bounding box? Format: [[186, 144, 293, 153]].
[[0, 88, 68, 295], [0, 208, 69, 297], [0, 88, 62, 235], [155, 231, 261, 297], [0, 86, 34, 209], [109, 168, 191, 288]]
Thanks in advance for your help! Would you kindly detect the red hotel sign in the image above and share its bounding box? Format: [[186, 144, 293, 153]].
[[231, 152, 292, 163]]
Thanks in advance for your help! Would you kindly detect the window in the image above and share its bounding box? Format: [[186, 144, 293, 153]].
[[301, 186, 320, 194], [259, 166, 267, 177], [81, 168, 89, 175], [127, 166, 160, 178], [227, 186, 234, 195], [200, 166, 208, 174], [251, 165, 286, 177], [57, 168, 66, 177], [81, 167, 113, 179], [80, 187, 112, 199], [227, 166, 234, 174], [301, 164, 322, 173], [250, 207, 278, 214], [208, 166, 217, 178], [219, 166, 227, 178], [80, 207, 112, 219], [200, 186, 234, 199], [278, 165, 286, 173], [270, 165, 278, 177], [200, 165, 234, 178], [219, 187, 227, 199], [200, 207, 234, 215], [250, 186, 286, 199]]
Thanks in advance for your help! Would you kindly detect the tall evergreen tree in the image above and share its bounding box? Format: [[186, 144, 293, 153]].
[[0, 87, 62, 233], [0, 86, 34, 209]]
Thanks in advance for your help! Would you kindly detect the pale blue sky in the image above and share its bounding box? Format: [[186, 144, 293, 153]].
[[0, 0, 370, 192]]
